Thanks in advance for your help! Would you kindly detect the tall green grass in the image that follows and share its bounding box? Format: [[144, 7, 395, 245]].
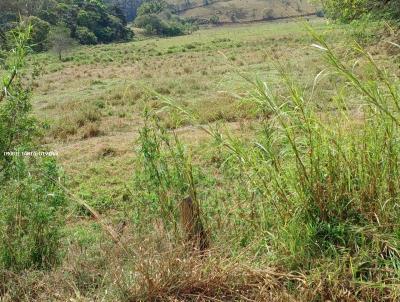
[[134, 109, 204, 239], [132, 30, 400, 299]]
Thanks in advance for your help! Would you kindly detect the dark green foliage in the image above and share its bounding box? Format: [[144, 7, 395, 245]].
[[209, 15, 220, 25], [135, 14, 186, 36], [96, 15, 133, 43], [104, 0, 144, 22], [62, 0, 133, 44], [381, 0, 400, 19], [107, 3, 128, 25], [136, 0, 166, 16], [315, 9, 324, 18], [1, 15, 51, 51], [0, 0, 133, 49], [26, 16, 51, 51], [134, 0, 197, 36], [76, 26, 99, 45]]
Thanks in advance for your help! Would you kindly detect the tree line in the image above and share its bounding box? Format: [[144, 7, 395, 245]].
[[104, 0, 144, 22], [0, 0, 133, 52], [133, 0, 198, 36]]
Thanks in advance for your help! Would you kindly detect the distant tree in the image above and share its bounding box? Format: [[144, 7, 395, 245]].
[[75, 26, 98, 45], [263, 8, 274, 20], [108, 3, 128, 25], [49, 23, 76, 60], [26, 16, 51, 52], [228, 6, 247, 23], [134, 0, 196, 36], [137, 0, 166, 16], [72, 0, 133, 43], [135, 14, 166, 35], [1, 0, 134, 47], [104, 0, 143, 22], [209, 15, 220, 25], [135, 13, 187, 36]]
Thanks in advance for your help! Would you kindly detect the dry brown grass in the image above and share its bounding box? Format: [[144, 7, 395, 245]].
[[1, 225, 398, 302], [122, 252, 299, 301], [169, 0, 317, 23]]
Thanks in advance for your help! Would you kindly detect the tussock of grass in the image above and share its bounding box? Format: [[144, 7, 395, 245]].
[[119, 246, 300, 302]]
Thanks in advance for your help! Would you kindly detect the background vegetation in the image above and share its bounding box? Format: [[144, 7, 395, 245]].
[[134, 0, 198, 36], [0, 0, 133, 50], [320, 0, 400, 21]]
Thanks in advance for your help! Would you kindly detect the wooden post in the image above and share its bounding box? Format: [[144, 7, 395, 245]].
[[180, 196, 209, 252]]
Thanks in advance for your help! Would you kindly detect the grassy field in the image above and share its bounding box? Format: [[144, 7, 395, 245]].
[[5, 17, 400, 301], [33, 18, 333, 211]]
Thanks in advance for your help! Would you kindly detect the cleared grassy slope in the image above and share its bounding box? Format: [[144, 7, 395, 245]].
[[168, 0, 318, 23], [31, 19, 330, 211]]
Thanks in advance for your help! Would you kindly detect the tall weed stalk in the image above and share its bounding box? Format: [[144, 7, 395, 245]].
[[134, 109, 203, 239]]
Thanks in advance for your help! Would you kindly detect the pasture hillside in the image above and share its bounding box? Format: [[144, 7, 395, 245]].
[[168, 0, 318, 23]]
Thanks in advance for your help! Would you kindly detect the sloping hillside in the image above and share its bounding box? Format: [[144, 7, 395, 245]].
[[167, 0, 317, 23], [107, 0, 317, 23]]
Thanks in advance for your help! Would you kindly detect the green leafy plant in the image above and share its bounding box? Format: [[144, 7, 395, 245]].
[[0, 23, 67, 271]]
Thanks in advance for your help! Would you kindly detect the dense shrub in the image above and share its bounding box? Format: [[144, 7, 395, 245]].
[[0, 40, 37, 171], [209, 15, 220, 25], [135, 14, 186, 36], [26, 16, 51, 52], [0, 0, 133, 48], [94, 15, 133, 43], [76, 26, 98, 45], [322, 0, 370, 21], [69, 0, 133, 44], [134, 0, 196, 36]]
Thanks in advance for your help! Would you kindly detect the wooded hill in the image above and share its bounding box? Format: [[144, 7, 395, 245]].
[[0, 0, 133, 48]]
